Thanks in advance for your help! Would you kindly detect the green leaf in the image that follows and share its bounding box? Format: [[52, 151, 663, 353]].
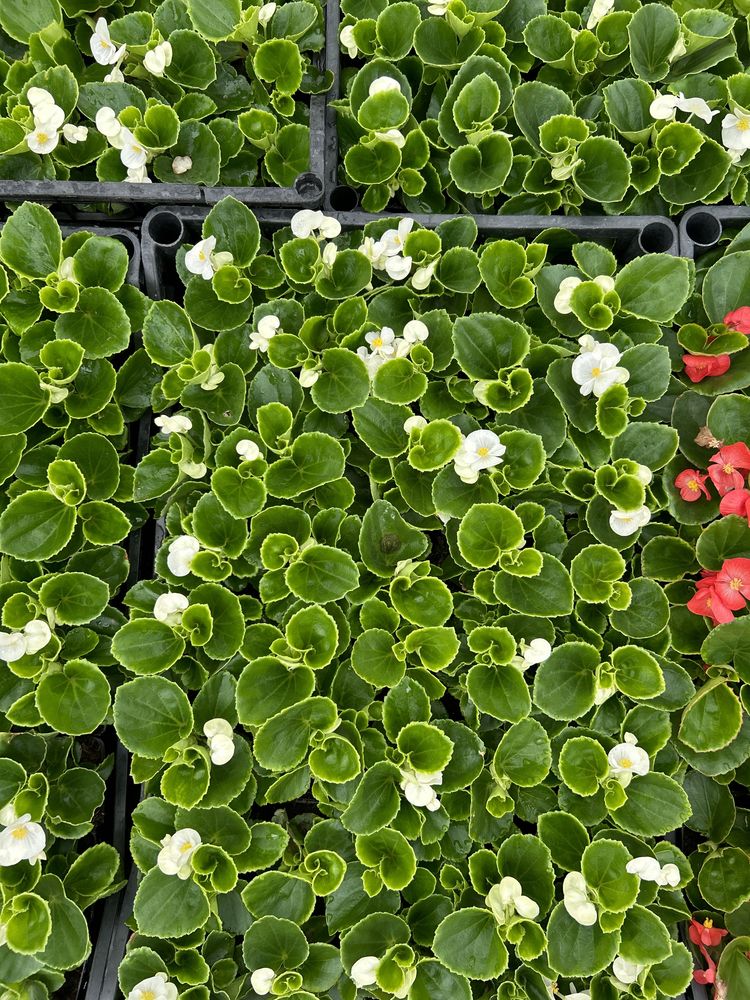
[[112, 620, 186, 676], [0, 363, 49, 433], [187, 0, 241, 40], [0, 491, 76, 561], [533, 642, 599, 720], [610, 772, 691, 837], [36, 660, 110, 736], [0, 203, 61, 279], [134, 869, 210, 937], [432, 909, 508, 980], [114, 677, 193, 758]]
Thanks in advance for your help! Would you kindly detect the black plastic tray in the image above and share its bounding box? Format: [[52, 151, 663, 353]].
[[679, 205, 750, 259], [140, 204, 678, 301]]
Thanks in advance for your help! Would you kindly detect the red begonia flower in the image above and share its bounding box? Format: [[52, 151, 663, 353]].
[[708, 443, 750, 495], [683, 354, 731, 383], [724, 307, 750, 333], [674, 469, 711, 502]]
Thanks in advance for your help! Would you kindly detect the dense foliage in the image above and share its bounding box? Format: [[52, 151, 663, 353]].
[[333, 0, 750, 214], [0, 0, 329, 187]]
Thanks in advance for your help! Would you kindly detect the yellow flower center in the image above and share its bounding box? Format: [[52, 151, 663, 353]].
[[477, 447, 489, 457], [372, 337, 383, 347], [705, 919, 714, 929], [731, 577, 743, 590], [738, 119, 750, 131], [619, 756, 632, 768], [688, 478, 698, 490], [591, 366, 602, 376], [11, 827, 27, 840], [179, 841, 193, 853], [37, 132, 49, 143], [723, 463, 734, 473], [142, 992, 156, 1000]]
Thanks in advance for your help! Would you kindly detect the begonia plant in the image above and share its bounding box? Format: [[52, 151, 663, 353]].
[[333, 0, 750, 214], [0, 0, 329, 187], [101, 198, 750, 1000]]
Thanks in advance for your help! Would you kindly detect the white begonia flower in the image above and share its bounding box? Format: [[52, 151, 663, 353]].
[[612, 957, 645, 986], [157, 828, 201, 879], [365, 327, 397, 357], [404, 415, 428, 433], [290, 210, 341, 240], [380, 218, 414, 256], [357, 346, 387, 378], [63, 123, 88, 143], [563, 872, 598, 926], [359, 236, 389, 269], [104, 66, 125, 83], [166, 535, 201, 577], [0, 620, 52, 663], [172, 155, 192, 175], [258, 2, 277, 25], [520, 637, 552, 666], [118, 127, 147, 169], [185, 236, 233, 280], [722, 107, 750, 151], [34, 102, 65, 133], [650, 92, 717, 125], [0, 814, 46, 866], [0, 804, 16, 826], [0, 633, 30, 663], [143, 40, 172, 77], [374, 128, 406, 148], [95, 106, 122, 141], [412, 260, 437, 290], [90, 18, 126, 66], [181, 460, 207, 479], [571, 339, 629, 398], [486, 877, 540, 923], [27, 87, 55, 112], [586, 0, 614, 29], [322, 241, 338, 268], [635, 463, 653, 485], [249, 314, 281, 353], [609, 504, 651, 537], [453, 429, 506, 484], [351, 956, 380, 988], [126, 972, 178, 1000], [340, 23, 358, 57], [299, 367, 320, 388], [125, 164, 151, 184], [553, 276, 582, 314], [369, 76, 401, 97], [428, 0, 450, 14], [385, 254, 412, 281], [155, 412, 192, 435], [608, 732, 650, 786], [27, 127, 60, 155], [250, 967, 276, 996], [399, 768, 442, 811], [204, 718, 235, 765], [236, 439, 261, 462], [153, 592, 189, 627], [625, 856, 681, 887], [403, 319, 429, 344], [594, 674, 616, 705]]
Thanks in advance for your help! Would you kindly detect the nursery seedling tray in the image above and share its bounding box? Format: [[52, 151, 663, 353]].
[[680, 205, 750, 259], [0, 91, 327, 213], [140, 204, 679, 301]]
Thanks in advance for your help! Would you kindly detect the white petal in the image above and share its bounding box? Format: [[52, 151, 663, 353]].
[[250, 968, 276, 995], [351, 955, 380, 988]]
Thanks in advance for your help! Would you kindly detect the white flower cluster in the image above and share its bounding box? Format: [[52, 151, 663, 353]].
[[554, 275, 615, 316], [607, 732, 650, 787], [399, 767, 442, 811], [155, 412, 192, 435], [625, 856, 680, 887], [166, 535, 201, 577], [648, 84, 750, 163], [650, 92, 717, 126], [185, 236, 234, 280], [90, 17, 125, 67], [143, 41, 173, 78], [126, 973, 178, 1000], [291, 210, 341, 241], [157, 827, 201, 879], [0, 805, 46, 866], [95, 107, 150, 184], [511, 637, 552, 669], [570, 333, 630, 399], [0, 620, 52, 662], [359, 218, 433, 287], [453, 429, 505, 484], [153, 592, 189, 627], [26, 88, 87, 155], [236, 439, 262, 462], [203, 718, 235, 765], [356, 319, 428, 377], [249, 315, 280, 353], [486, 877, 540, 923]]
